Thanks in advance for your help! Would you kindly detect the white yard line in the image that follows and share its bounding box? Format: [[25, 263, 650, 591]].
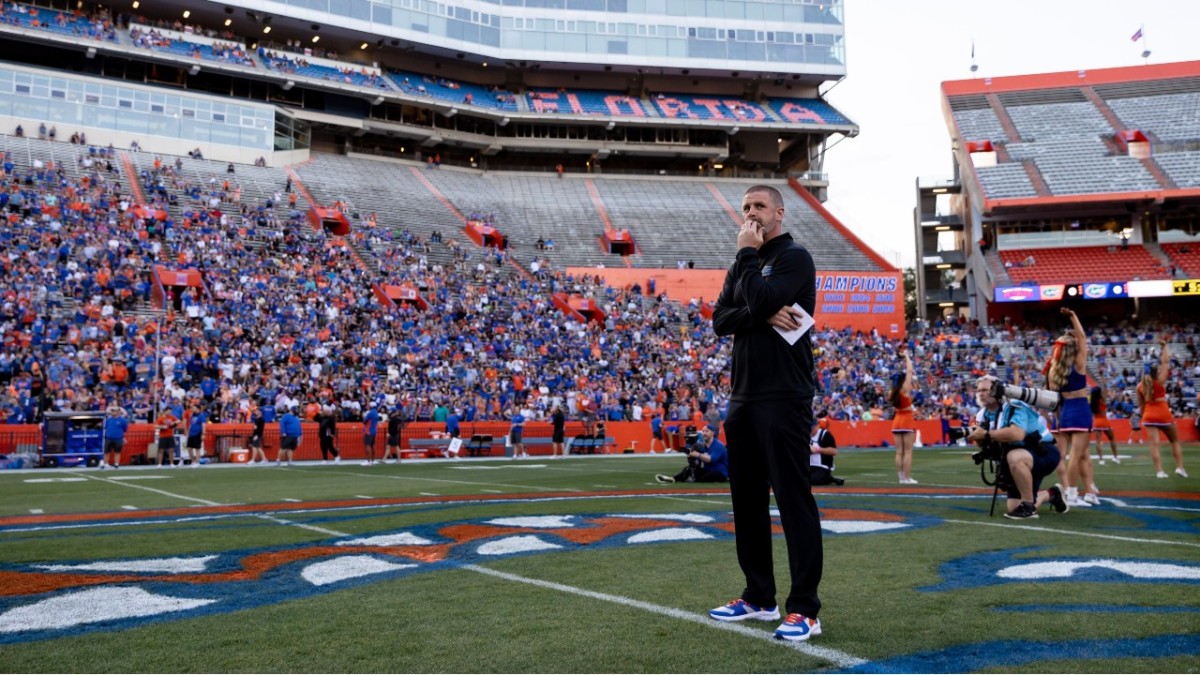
[[943, 518, 1200, 548], [463, 564, 868, 669], [331, 469, 584, 493], [66, 471, 223, 506], [254, 513, 349, 537]]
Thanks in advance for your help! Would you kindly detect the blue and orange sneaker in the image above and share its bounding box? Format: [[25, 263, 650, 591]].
[[774, 613, 822, 641], [708, 598, 780, 622]]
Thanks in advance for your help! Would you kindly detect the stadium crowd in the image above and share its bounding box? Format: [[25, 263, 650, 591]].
[[1, 141, 1197, 437]]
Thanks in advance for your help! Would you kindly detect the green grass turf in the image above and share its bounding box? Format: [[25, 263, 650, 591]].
[[0, 444, 1196, 673]]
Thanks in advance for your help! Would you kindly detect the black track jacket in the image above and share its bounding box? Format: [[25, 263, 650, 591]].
[[712, 232, 817, 402]]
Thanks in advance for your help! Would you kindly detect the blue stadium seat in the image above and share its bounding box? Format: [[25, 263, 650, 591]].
[[651, 94, 771, 121], [388, 70, 518, 111], [526, 89, 649, 117]]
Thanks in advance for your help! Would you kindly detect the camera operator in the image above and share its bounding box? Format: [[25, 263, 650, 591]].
[[968, 376, 1068, 519], [810, 416, 844, 486], [655, 426, 728, 484]]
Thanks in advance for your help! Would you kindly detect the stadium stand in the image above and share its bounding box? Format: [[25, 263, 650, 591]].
[[1161, 242, 1200, 278], [4, 0, 1194, 459], [391, 70, 519, 111], [947, 97, 1009, 143], [999, 245, 1170, 284], [1101, 88, 1200, 143], [764, 97, 853, 126], [129, 26, 256, 68], [974, 163, 1038, 199], [1003, 97, 1113, 142], [259, 48, 392, 89], [527, 89, 649, 117], [1004, 137, 1161, 195], [650, 93, 773, 122], [0, 2, 117, 41], [1153, 151, 1200, 188]]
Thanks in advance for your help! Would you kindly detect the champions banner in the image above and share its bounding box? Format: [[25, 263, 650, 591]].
[[814, 271, 905, 337]]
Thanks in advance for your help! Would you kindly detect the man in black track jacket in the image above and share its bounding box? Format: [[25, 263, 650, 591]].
[[708, 184, 824, 643]]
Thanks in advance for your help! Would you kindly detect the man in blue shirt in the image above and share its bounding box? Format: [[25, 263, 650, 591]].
[[362, 404, 380, 466], [967, 376, 1067, 520], [650, 412, 664, 453], [278, 407, 302, 466], [186, 403, 207, 467], [102, 406, 129, 469], [656, 425, 728, 484], [509, 409, 526, 459]]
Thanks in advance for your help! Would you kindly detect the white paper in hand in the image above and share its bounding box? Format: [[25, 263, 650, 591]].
[[773, 303, 814, 345]]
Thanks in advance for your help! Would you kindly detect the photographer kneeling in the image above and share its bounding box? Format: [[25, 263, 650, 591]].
[[968, 376, 1069, 520], [656, 426, 728, 484]]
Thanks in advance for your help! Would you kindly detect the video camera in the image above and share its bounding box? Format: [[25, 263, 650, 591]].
[[970, 430, 1045, 516], [682, 425, 703, 463], [988, 380, 1061, 413], [946, 426, 972, 443], [970, 435, 1014, 516]]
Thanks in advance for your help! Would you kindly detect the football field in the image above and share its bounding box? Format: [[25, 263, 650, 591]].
[[1, 445, 1197, 673]]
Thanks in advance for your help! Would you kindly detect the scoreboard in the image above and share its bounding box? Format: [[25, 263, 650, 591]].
[[994, 279, 1200, 303]]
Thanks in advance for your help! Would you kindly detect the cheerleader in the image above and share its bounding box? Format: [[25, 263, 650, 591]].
[[890, 348, 917, 484], [1138, 337, 1188, 478], [1089, 384, 1120, 464], [1045, 308, 1097, 507]]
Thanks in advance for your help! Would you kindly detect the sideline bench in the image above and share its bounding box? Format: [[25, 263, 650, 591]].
[[403, 434, 615, 457]]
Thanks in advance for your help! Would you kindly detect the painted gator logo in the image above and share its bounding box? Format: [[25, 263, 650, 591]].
[[0, 507, 917, 643]]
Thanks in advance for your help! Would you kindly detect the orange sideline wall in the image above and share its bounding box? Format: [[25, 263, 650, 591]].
[[6, 417, 1194, 464]]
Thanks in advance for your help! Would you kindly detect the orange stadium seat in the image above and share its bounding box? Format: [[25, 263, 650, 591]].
[[999, 245, 1171, 285], [1161, 243, 1200, 278]]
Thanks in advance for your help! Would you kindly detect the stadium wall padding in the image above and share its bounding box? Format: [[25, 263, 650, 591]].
[[6, 418, 1195, 465]]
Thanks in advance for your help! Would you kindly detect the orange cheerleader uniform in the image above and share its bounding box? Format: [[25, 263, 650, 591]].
[[1138, 381, 1174, 426], [891, 393, 916, 433], [1091, 397, 1112, 430]]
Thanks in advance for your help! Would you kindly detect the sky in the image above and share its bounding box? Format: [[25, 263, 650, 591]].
[[819, 0, 1200, 270]]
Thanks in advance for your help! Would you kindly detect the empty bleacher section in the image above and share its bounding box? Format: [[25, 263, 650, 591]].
[[999, 246, 1170, 285], [948, 95, 1010, 143], [945, 68, 1200, 201], [1100, 85, 1200, 143], [291, 154, 476, 274], [1152, 151, 1200, 188], [593, 178, 733, 267], [1162, 243, 1200, 277], [1005, 137, 1160, 195], [974, 164, 1038, 199], [295, 154, 883, 272], [1002, 96, 1113, 141], [414, 166, 613, 268]]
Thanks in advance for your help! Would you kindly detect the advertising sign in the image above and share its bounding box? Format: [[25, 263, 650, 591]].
[[814, 271, 904, 336], [994, 282, 1127, 303]]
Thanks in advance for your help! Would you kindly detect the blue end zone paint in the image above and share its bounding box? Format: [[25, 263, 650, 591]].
[[837, 634, 1200, 673], [919, 547, 1200, 593], [995, 604, 1200, 613]]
